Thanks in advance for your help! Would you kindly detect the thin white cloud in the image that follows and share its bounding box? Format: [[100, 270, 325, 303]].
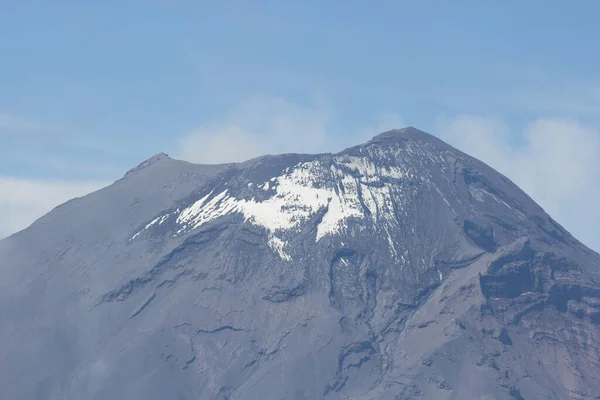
[[178, 95, 403, 163], [178, 95, 330, 164], [0, 112, 41, 133], [509, 82, 600, 117], [0, 112, 119, 156], [0, 177, 109, 239], [439, 115, 600, 252]]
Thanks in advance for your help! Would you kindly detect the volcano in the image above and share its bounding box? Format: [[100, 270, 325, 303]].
[[2, 127, 600, 399]]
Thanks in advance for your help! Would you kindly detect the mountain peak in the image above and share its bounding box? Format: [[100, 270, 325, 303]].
[[369, 126, 436, 142], [4, 126, 600, 399], [124, 152, 171, 177]]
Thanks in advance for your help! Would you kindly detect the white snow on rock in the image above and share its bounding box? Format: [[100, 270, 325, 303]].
[[130, 143, 464, 261], [167, 154, 418, 260], [130, 214, 170, 241]]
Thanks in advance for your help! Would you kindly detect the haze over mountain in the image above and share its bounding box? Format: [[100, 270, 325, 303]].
[[1, 127, 600, 399]]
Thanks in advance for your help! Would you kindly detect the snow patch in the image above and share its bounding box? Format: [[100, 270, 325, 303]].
[[171, 160, 391, 258], [130, 214, 170, 241], [133, 146, 445, 259], [269, 236, 291, 261]]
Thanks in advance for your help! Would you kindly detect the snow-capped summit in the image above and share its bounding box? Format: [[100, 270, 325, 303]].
[[1, 128, 600, 399]]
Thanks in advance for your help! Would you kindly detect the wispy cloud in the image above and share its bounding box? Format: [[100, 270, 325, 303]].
[[0, 113, 42, 133], [0, 112, 117, 238], [0, 111, 125, 181], [0, 177, 109, 239], [178, 95, 330, 164], [508, 82, 600, 118], [439, 115, 600, 252], [177, 95, 403, 164]]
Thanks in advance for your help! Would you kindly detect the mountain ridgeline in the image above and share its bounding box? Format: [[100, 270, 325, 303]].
[[1, 127, 600, 399]]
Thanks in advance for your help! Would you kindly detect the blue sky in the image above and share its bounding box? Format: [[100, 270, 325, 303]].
[[2, 1, 600, 249]]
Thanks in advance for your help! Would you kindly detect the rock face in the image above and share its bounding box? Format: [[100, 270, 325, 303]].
[[1, 127, 600, 399]]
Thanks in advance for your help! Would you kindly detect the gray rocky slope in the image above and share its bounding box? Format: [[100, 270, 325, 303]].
[[2, 127, 600, 399]]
